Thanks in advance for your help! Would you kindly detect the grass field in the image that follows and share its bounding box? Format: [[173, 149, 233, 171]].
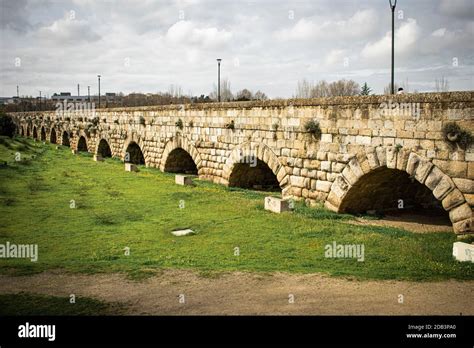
[[0, 136, 473, 281], [0, 292, 124, 316]]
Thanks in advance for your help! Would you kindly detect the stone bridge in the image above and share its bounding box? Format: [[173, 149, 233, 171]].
[[10, 92, 474, 236]]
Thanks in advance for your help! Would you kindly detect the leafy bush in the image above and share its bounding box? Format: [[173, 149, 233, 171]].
[[175, 118, 183, 130], [0, 113, 16, 137], [442, 122, 473, 150], [225, 120, 235, 130], [139, 116, 146, 125], [304, 119, 321, 139]]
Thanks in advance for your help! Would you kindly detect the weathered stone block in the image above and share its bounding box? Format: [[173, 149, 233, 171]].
[[449, 203, 472, 223], [453, 218, 473, 234], [264, 196, 293, 213], [175, 174, 194, 186], [452, 242, 474, 262], [93, 154, 103, 162], [453, 178, 474, 194], [71, 149, 78, 155], [442, 189, 465, 211], [316, 180, 332, 193], [432, 175, 455, 200], [125, 163, 138, 172]]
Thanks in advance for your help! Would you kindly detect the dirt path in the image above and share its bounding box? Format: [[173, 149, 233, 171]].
[[345, 214, 453, 233], [0, 270, 472, 315]]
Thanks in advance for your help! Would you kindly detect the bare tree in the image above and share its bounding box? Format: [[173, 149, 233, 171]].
[[235, 89, 253, 101], [295, 79, 359, 98], [327, 79, 360, 96], [294, 79, 314, 98], [435, 77, 449, 92], [254, 90, 268, 100], [209, 78, 233, 101]]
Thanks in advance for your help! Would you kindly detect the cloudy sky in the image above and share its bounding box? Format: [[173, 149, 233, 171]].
[[1, 0, 473, 98]]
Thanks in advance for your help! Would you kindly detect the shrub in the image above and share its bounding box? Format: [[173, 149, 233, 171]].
[[188, 120, 194, 128], [304, 119, 321, 139], [175, 118, 183, 130], [225, 120, 235, 130], [139, 116, 146, 125], [442, 122, 473, 150], [0, 113, 16, 137]]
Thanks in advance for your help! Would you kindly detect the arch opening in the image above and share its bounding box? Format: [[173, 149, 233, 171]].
[[62, 131, 70, 147], [77, 136, 88, 152], [40, 127, 46, 141], [229, 159, 281, 192], [125, 142, 145, 165], [164, 148, 197, 174], [339, 166, 450, 226], [32, 127, 38, 139], [50, 128, 57, 144], [20, 127, 25, 136], [97, 139, 112, 158], [26, 127, 30, 137]]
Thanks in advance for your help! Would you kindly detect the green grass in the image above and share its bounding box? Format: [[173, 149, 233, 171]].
[[0, 292, 125, 315], [0, 136, 473, 281]]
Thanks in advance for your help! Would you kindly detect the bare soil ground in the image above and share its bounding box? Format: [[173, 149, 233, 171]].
[[0, 270, 472, 315], [345, 213, 453, 233]]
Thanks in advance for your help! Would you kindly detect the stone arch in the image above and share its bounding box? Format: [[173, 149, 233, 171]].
[[222, 142, 290, 191], [32, 126, 38, 139], [62, 131, 70, 147], [96, 138, 112, 158], [123, 135, 147, 165], [40, 126, 46, 141], [20, 126, 25, 137], [325, 146, 472, 234], [77, 135, 88, 152], [160, 135, 203, 174], [50, 128, 57, 144], [26, 125, 30, 137]]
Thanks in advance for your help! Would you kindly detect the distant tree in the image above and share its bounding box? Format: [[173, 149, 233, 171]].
[[235, 89, 253, 101], [360, 82, 372, 95], [209, 78, 233, 101], [435, 77, 449, 92], [254, 90, 268, 100], [328, 79, 360, 96], [295, 79, 359, 98]]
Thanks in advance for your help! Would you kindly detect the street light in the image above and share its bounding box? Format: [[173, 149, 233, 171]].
[[389, 0, 397, 95], [97, 75, 101, 108], [216, 59, 222, 102]]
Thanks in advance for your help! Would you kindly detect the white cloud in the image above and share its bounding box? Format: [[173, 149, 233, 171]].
[[360, 18, 421, 61], [35, 15, 100, 44], [165, 20, 232, 48], [275, 9, 379, 41]]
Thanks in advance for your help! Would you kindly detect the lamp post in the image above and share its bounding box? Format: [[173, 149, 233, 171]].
[[97, 75, 101, 108], [216, 59, 222, 102], [389, 0, 397, 95]]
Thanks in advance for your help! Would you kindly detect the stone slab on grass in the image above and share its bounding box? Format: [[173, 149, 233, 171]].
[[93, 154, 104, 162], [453, 242, 474, 262], [264, 196, 292, 214], [175, 174, 194, 186], [125, 163, 138, 172], [171, 229, 195, 236]]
